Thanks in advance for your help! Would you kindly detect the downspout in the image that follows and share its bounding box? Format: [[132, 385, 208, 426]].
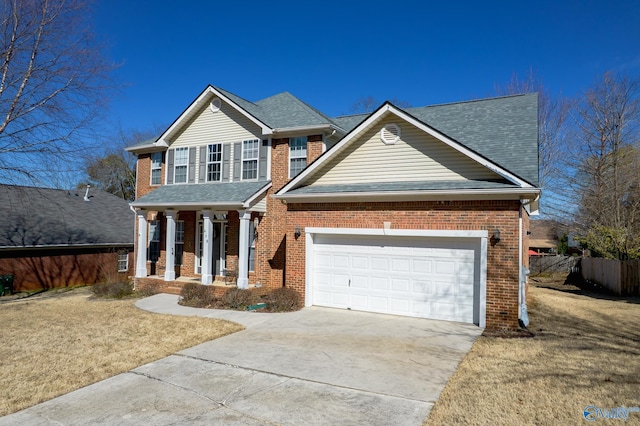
[[519, 204, 530, 327]]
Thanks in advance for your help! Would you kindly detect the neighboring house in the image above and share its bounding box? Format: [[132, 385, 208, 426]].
[[128, 86, 540, 329], [529, 219, 559, 255], [0, 184, 134, 291]]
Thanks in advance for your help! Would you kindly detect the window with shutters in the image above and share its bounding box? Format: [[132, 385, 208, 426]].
[[207, 143, 222, 182], [150, 152, 162, 185], [289, 136, 307, 178], [174, 147, 189, 183], [242, 139, 259, 180]]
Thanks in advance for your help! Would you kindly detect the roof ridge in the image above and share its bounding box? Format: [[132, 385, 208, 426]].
[[406, 92, 536, 111]]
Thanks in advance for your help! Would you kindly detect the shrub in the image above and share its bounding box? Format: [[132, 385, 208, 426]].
[[92, 281, 134, 299], [265, 287, 302, 312], [221, 288, 254, 310], [135, 282, 161, 297], [179, 283, 216, 308]]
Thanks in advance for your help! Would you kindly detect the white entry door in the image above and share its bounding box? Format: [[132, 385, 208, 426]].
[[310, 234, 482, 324]]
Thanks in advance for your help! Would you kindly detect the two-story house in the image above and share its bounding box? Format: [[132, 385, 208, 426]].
[[128, 85, 540, 329]]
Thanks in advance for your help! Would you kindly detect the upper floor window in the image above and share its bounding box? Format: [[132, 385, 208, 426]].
[[174, 147, 188, 183], [289, 136, 307, 178], [242, 139, 259, 180], [207, 143, 222, 182], [150, 152, 162, 185]]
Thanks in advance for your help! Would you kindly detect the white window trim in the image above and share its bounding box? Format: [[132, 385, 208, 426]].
[[150, 152, 162, 186], [173, 147, 189, 184], [117, 251, 129, 272], [241, 139, 259, 181], [207, 143, 223, 182], [289, 136, 307, 178]]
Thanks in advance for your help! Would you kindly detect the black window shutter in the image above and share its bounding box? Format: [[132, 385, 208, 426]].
[[233, 142, 242, 181], [259, 139, 268, 180], [222, 144, 231, 182], [167, 149, 175, 184], [188, 147, 196, 183], [199, 146, 206, 183]]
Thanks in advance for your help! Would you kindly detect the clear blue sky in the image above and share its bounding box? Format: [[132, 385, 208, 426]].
[[93, 0, 640, 135]]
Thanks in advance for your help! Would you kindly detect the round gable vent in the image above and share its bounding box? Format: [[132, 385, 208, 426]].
[[380, 123, 401, 145], [210, 97, 222, 112]]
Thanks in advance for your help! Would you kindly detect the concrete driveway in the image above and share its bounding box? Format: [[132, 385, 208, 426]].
[[0, 294, 482, 425]]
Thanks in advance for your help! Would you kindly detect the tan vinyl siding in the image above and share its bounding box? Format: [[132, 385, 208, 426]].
[[171, 100, 262, 148], [308, 116, 501, 186], [249, 193, 267, 213]]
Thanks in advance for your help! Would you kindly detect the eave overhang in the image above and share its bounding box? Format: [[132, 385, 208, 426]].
[[272, 187, 541, 204]]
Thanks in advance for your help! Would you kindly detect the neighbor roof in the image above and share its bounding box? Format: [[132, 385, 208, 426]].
[[0, 185, 134, 249]]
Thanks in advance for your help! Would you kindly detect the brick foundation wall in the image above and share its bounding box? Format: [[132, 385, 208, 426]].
[[284, 200, 522, 329]]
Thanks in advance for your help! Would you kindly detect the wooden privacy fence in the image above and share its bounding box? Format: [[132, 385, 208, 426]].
[[580, 258, 640, 296], [530, 256, 580, 276]]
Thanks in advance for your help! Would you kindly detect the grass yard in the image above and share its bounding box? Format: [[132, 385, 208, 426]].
[[425, 278, 640, 425], [0, 287, 243, 416]]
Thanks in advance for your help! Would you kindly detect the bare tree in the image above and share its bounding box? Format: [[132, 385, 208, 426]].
[[567, 72, 640, 259], [80, 127, 160, 201], [0, 0, 114, 185]]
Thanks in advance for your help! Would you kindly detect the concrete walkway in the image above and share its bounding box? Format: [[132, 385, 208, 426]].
[[0, 294, 482, 425]]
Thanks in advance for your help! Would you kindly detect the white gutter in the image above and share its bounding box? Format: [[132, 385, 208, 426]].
[[272, 124, 346, 137], [273, 188, 542, 203]]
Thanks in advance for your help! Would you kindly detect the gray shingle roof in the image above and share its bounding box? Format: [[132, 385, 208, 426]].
[[255, 92, 340, 129], [404, 94, 539, 186], [287, 180, 517, 195], [0, 185, 134, 248], [131, 181, 271, 207]]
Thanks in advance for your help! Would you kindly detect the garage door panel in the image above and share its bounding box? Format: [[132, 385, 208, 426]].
[[311, 234, 480, 325], [371, 277, 389, 290], [412, 280, 432, 294], [351, 275, 369, 288], [391, 258, 411, 272], [412, 259, 432, 274], [391, 278, 409, 292], [370, 257, 389, 271], [351, 256, 369, 269]]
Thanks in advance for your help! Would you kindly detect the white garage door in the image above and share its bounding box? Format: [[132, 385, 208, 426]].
[[311, 234, 481, 324]]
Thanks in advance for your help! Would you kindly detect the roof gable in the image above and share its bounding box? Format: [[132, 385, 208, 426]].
[[304, 113, 504, 187], [278, 101, 534, 196], [170, 94, 263, 147]]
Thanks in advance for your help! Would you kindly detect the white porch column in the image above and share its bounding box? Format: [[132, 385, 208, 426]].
[[237, 210, 251, 289], [201, 210, 214, 285], [164, 210, 176, 281], [135, 209, 148, 278]]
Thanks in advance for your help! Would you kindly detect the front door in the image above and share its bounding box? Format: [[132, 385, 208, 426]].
[[196, 221, 225, 276]]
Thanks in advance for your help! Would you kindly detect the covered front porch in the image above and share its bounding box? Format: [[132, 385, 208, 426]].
[[130, 181, 270, 289]]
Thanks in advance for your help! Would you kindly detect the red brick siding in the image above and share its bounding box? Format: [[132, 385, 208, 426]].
[[307, 134, 323, 164], [0, 248, 132, 291]]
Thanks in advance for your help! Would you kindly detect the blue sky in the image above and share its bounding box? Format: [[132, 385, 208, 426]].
[[93, 0, 640, 135]]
